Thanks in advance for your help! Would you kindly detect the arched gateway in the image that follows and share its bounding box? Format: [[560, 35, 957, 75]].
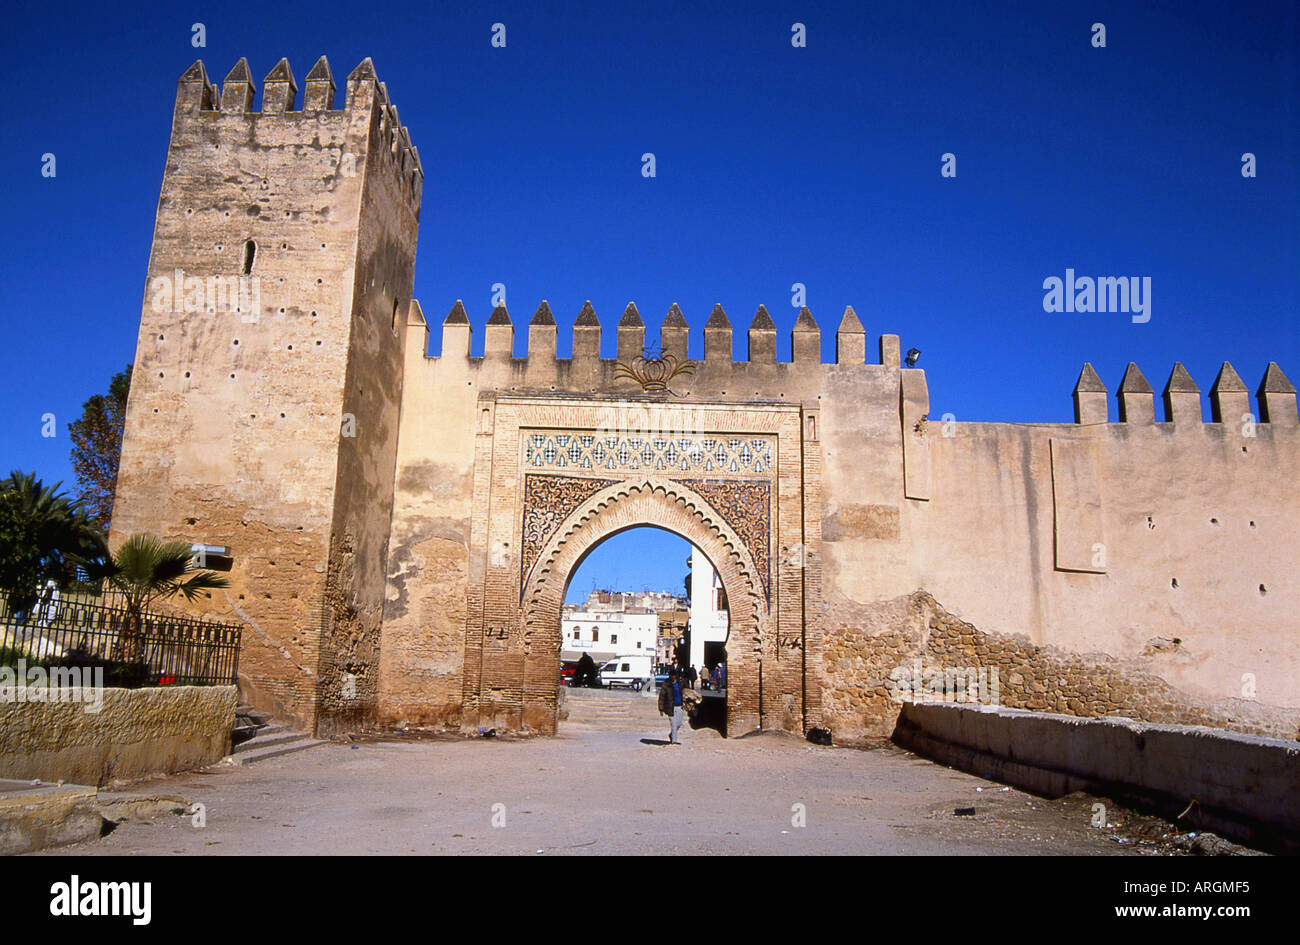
[[457, 396, 823, 738]]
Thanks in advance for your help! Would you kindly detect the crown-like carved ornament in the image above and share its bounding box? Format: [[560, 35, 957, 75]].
[[613, 352, 697, 394]]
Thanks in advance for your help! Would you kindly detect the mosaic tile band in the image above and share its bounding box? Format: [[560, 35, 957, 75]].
[[523, 431, 774, 476]]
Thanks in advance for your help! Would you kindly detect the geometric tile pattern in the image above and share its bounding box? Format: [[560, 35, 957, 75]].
[[678, 478, 772, 600], [521, 474, 619, 587], [523, 431, 773, 477]]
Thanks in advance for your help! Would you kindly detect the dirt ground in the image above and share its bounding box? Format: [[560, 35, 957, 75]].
[[41, 690, 1211, 856]]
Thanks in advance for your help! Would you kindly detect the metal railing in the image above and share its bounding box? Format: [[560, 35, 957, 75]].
[[0, 586, 241, 687]]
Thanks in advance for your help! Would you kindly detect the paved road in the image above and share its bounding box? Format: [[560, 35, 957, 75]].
[[46, 690, 1168, 856]]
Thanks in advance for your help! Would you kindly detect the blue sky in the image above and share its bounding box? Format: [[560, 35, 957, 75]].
[[1, 0, 1296, 595]]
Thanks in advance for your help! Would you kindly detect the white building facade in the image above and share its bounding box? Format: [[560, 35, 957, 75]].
[[560, 610, 660, 664], [687, 545, 729, 674]]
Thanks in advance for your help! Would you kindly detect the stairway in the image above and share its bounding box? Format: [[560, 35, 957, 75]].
[[562, 686, 664, 730], [230, 705, 327, 765]]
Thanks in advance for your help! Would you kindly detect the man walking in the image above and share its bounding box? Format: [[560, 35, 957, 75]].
[[663, 667, 684, 744]]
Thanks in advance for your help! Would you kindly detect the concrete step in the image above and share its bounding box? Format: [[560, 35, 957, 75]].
[[253, 723, 292, 738], [231, 737, 327, 766], [232, 730, 310, 754]]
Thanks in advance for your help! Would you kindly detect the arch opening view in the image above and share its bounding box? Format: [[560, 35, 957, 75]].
[[558, 525, 730, 735]]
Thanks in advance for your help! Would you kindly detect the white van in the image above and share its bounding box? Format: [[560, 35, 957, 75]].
[[599, 655, 654, 691]]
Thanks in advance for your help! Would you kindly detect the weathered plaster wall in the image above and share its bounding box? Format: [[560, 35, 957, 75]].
[[907, 418, 1299, 717], [821, 590, 1300, 745], [0, 685, 237, 785]]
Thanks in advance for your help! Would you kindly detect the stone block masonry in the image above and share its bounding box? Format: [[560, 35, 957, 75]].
[[821, 591, 1300, 745], [0, 685, 237, 786]]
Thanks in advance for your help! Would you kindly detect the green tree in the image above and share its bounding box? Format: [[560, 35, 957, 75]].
[[84, 535, 229, 662], [68, 364, 131, 532], [0, 471, 107, 612]]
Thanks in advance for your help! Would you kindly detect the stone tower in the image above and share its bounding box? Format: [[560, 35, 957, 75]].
[[110, 57, 422, 734]]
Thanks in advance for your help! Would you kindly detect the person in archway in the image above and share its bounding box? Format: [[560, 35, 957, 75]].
[[664, 667, 684, 744], [574, 652, 597, 689]]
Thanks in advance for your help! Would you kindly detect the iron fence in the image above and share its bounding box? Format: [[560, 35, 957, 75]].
[[0, 586, 241, 687]]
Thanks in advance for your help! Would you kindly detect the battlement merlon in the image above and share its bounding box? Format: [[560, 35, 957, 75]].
[[1071, 360, 1296, 428], [409, 300, 1298, 428], [171, 57, 423, 208], [421, 301, 895, 368]]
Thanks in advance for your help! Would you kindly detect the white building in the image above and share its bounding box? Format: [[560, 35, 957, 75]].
[[560, 609, 659, 664], [687, 545, 729, 674]]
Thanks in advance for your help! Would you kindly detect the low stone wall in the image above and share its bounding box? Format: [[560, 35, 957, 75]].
[[820, 590, 1300, 745], [0, 685, 236, 786], [894, 701, 1300, 853], [0, 781, 102, 855]]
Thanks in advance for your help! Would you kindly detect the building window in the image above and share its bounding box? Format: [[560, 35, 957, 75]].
[[592, 629, 599, 642], [611, 634, 618, 645]]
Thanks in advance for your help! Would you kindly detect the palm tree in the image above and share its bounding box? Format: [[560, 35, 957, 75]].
[[0, 471, 107, 615], [87, 535, 230, 663]]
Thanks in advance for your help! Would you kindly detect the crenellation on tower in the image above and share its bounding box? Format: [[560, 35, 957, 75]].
[[1162, 362, 1202, 425], [1118, 362, 1155, 424], [660, 303, 689, 361], [747, 305, 777, 362], [261, 58, 297, 113], [442, 300, 472, 356], [220, 58, 255, 113], [573, 301, 601, 360], [835, 305, 865, 365], [529, 302, 557, 359], [1210, 361, 1249, 424], [791, 307, 820, 362], [1072, 362, 1108, 425], [1257, 362, 1298, 425], [303, 56, 336, 111], [484, 304, 514, 357], [704, 304, 732, 361], [879, 333, 901, 368], [616, 303, 645, 362]]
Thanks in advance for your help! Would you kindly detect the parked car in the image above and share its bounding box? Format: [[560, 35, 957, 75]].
[[599, 655, 654, 691]]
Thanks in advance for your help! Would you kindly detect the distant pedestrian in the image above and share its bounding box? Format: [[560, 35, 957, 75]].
[[688, 665, 697, 690], [717, 662, 726, 690], [662, 668, 684, 744]]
